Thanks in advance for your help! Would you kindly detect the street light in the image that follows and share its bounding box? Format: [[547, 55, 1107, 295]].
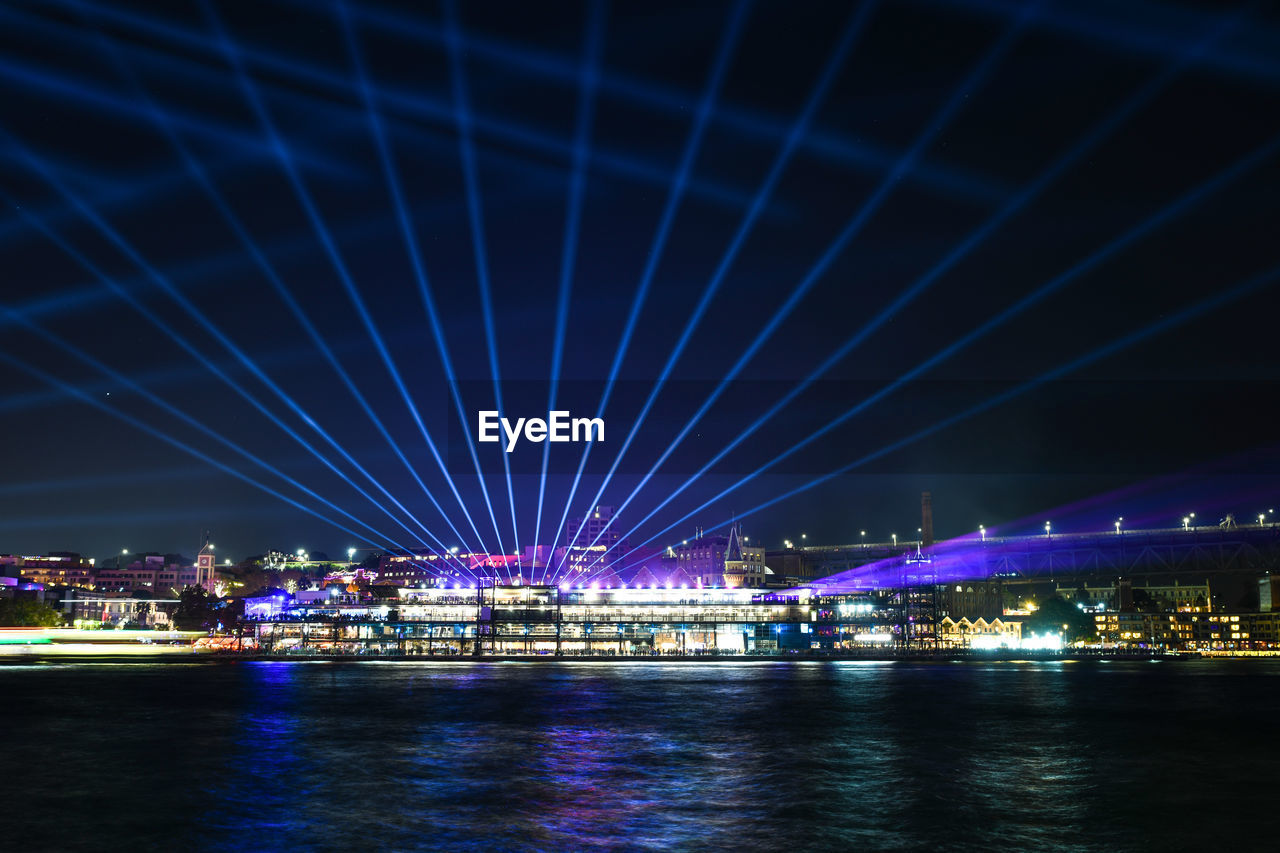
[[891, 533, 897, 546], [979, 524, 986, 541], [1182, 516, 1190, 531], [860, 530, 866, 547], [348, 547, 356, 561], [1044, 521, 1052, 536], [1115, 518, 1122, 534]]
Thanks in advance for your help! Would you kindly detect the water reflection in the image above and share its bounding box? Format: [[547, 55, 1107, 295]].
[[1, 660, 1276, 850]]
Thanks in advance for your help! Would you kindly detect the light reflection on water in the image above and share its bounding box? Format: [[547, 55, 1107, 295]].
[[1, 660, 1275, 851]]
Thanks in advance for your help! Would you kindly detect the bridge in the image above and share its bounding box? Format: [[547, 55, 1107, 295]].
[[787, 524, 1280, 591]]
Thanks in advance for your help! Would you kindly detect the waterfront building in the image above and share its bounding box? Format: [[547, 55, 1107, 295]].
[[722, 525, 769, 588], [566, 505, 626, 553], [54, 589, 176, 628], [1092, 611, 1280, 651], [94, 553, 216, 594], [557, 506, 627, 581], [672, 532, 730, 587], [938, 580, 1004, 621], [1059, 578, 1211, 612], [378, 551, 476, 584], [6, 553, 96, 589], [937, 616, 1023, 648], [234, 583, 949, 656]]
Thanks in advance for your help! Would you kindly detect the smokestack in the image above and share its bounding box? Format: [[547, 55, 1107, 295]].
[[921, 491, 934, 548]]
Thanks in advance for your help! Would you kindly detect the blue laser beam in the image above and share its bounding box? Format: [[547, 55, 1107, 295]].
[[201, 0, 493, 560], [443, 0, 518, 576], [545, 0, 753, 584], [592, 9, 1248, 570], [570, 0, 879, 565], [336, 0, 517, 575], [0, 306, 453, 571], [618, 259, 1280, 578], [0, 155, 469, 563], [79, 10, 472, 567], [342, 0, 1011, 205], [40, 0, 772, 219], [921, 0, 1280, 84], [577, 4, 1037, 575], [531, 0, 606, 586], [0, 7, 349, 179], [606, 128, 1280, 575]]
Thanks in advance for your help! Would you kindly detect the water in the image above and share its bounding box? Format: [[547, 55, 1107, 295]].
[[2, 659, 1274, 851]]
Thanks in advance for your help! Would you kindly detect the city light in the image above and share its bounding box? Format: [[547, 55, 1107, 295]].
[[3, 3, 1277, 843]]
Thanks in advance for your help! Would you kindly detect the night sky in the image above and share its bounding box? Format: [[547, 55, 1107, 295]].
[[2, 0, 1278, 563]]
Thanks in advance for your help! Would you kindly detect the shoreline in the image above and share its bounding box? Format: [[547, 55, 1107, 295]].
[[1, 649, 1242, 665]]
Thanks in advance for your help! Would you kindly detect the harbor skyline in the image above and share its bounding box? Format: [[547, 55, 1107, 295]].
[[2, 1, 1278, 565], [3, 2, 1279, 849]]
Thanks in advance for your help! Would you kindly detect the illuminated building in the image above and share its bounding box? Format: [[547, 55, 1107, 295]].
[[56, 589, 176, 628], [672, 530, 731, 587], [938, 581, 1004, 621], [937, 616, 1024, 648], [233, 584, 968, 656], [561, 506, 627, 579], [566, 505, 625, 552], [722, 525, 769, 588], [1093, 611, 1280, 652], [93, 553, 216, 594], [6, 553, 96, 589]]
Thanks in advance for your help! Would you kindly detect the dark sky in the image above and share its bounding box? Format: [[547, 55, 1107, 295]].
[[1, 0, 1278, 563]]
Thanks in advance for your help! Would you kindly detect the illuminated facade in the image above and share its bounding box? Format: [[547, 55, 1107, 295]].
[[7, 553, 97, 589], [722, 525, 768, 588], [93, 554, 216, 593], [1059, 579, 1210, 612], [673, 533, 729, 587], [566, 505, 625, 552], [235, 585, 951, 656], [938, 616, 1023, 648], [1093, 611, 1280, 651]]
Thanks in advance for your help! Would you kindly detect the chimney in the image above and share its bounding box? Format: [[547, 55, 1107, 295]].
[[921, 491, 934, 548]]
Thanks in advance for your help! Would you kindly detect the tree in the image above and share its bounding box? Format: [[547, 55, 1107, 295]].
[[1025, 595, 1096, 642], [172, 585, 215, 630], [0, 598, 62, 627]]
